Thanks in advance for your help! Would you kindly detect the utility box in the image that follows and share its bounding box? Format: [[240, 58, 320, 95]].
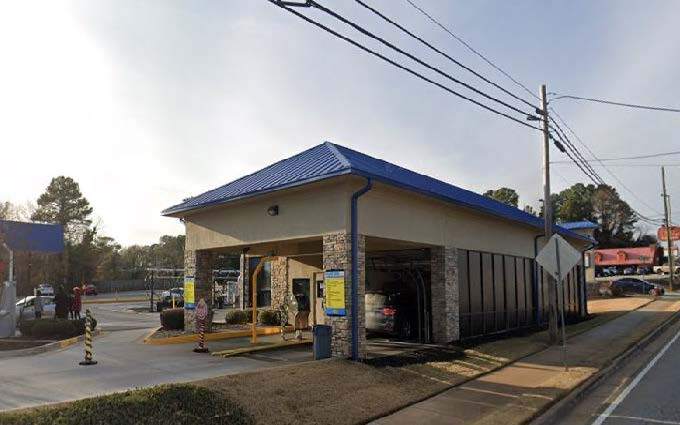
[[0, 281, 16, 338], [313, 324, 332, 360]]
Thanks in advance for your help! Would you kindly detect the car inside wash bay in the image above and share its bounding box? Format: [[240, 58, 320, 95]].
[[162, 142, 594, 359]]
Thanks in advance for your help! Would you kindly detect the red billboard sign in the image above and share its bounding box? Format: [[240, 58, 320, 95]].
[[658, 226, 680, 241]]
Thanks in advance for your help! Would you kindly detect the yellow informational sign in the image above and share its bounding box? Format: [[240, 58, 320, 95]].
[[324, 270, 346, 316], [184, 276, 195, 309]]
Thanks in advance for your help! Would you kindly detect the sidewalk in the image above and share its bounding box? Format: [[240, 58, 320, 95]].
[[375, 297, 680, 425]]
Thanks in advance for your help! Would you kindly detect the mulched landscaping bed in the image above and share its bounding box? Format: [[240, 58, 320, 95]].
[[0, 338, 55, 351]]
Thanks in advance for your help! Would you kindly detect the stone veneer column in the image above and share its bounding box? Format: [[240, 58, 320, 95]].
[[430, 246, 459, 343], [323, 233, 366, 359], [270, 256, 288, 310], [238, 254, 250, 310], [184, 249, 214, 332]]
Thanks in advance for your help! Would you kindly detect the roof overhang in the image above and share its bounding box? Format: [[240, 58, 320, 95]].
[[162, 169, 354, 217], [166, 169, 594, 244]]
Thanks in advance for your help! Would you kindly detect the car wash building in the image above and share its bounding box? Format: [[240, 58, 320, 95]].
[[162, 142, 594, 359]]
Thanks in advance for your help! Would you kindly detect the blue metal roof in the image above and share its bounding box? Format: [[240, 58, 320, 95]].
[[0, 220, 64, 253], [560, 220, 599, 230], [163, 142, 591, 242]]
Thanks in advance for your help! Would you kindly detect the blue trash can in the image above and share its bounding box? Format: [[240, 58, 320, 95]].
[[313, 325, 332, 360]]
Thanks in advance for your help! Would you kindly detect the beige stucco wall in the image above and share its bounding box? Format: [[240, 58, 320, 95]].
[[356, 180, 589, 258], [181, 174, 589, 258], [183, 179, 351, 251], [285, 256, 323, 326], [288, 256, 322, 284]]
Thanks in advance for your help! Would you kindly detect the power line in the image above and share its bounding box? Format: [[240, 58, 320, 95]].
[[552, 163, 680, 168], [403, 0, 540, 102], [549, 109, 665, 219], [307, 0, 537, 119], [549, 118, 605, 185], [550, 94, 680, 113], [271, 0, 666, 225], [267, 0, 541, 130], [398, 0, 664, 225], [549, 133, 602, 185], [550, 117, 604, 184], [354, 0, 537, 110], [551, 151, 680, 163]]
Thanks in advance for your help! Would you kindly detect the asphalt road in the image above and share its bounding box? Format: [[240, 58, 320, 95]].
[[0, 300, 312, 411], [82, 290, 149, 302], [87, 301, 160, 331], [552, 310, 680, 425]]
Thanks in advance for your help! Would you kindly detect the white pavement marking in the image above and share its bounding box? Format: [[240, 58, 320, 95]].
[[591, 327, 680, 425], [607, 415, 680, 425]]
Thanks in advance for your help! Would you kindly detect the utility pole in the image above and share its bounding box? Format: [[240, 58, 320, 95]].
[[540, 84, 559, 344], [662, 166, 675, 292]]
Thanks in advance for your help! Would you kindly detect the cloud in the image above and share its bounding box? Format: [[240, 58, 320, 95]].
[[1, 0, 677, 245]]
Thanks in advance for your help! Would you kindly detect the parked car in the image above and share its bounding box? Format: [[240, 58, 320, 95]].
[[610, 278, 665, 296], [83, 284, 98, 296], [636, 266, 653, 275], [602, 267, 618, 277], [653, 263, 680, 275], [365, 291, 417, 339], [622, 267, 636, 276], [156, 287, 184, 312], [15, 295, 56, 321], [36, 284, 54, 296]]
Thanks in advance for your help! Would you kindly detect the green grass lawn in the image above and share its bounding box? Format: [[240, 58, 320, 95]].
[[0, 385, 252, 425]]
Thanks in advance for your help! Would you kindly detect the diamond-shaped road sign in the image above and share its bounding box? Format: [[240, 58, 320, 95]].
[[536, 234, 582, 282]]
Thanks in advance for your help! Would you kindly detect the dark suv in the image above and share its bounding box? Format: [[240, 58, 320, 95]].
[[611, 278, 664, 296], [365, 291, 417, 339]]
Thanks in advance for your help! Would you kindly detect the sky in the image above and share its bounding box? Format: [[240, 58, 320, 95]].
[[1, 0, 679, 246]]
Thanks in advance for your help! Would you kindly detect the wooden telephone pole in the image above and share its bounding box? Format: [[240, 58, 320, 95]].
[[540, 83, 559, 344], [662, 166, 675, 292]]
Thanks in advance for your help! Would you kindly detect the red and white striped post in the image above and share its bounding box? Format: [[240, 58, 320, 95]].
[[193, 299, 209, 353]]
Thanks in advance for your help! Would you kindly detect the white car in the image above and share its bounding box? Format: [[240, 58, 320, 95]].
[[36, 284, 54, 296], [653, 264, 680, 275], [15, 296, 56, 321]]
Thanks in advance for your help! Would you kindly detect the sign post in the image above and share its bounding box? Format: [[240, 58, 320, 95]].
[[536, 234, 582, 371], [554, 237, 568, 371]]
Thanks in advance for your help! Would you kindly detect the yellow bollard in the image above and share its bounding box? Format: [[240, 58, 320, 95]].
[[79, 309, 97, 366]]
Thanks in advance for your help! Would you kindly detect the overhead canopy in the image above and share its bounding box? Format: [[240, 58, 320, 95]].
[[0, 220, 64, 253]]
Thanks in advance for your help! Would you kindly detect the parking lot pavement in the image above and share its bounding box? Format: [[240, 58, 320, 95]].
[[82, 290, 150, 303], [0, 328, 312, 411], [86, 301, 160, 331], [3, 296, 313, 412]]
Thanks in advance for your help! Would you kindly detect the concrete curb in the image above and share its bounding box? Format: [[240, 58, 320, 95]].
[[530, 302, 680, 425], [143, 326, 285, 345], [367, 297, 657, 425], [0, 329, 102, 360], [211, 339, 312, 357], [82, 297, 148, 304]]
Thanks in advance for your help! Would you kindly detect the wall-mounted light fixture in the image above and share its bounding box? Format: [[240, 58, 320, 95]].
[[267, 205, 279, 216]]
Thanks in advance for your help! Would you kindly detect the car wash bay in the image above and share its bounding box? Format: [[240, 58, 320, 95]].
[[458, 249, 586, 340], [364, 246, 586, 344], [164, 143, 592, 358]]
